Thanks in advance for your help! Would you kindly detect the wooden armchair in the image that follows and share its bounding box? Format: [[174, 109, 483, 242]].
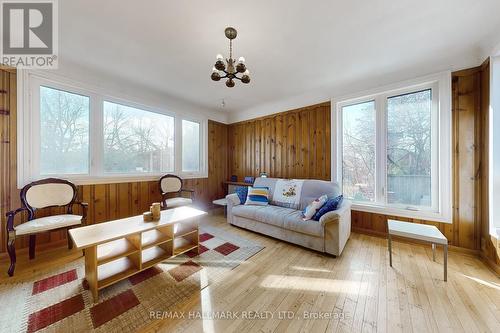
[[159, 174, 195, 210], [5, 178, 88, 276]]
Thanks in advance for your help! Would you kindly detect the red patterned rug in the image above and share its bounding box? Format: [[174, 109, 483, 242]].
[[0, 225, 263, 332]]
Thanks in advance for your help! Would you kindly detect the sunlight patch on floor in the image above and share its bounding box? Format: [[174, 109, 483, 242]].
[[200, 284, 215, 333], [461, 274, 500, 291], [290, 266, 332, 273], [260, 275, 369, 294]]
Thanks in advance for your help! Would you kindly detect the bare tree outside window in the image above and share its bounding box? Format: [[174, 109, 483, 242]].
[[182, 120, 200, 172], [342, 101, 376, 201], [103, 102, 174, 173], [40, 86, 89, 174], [387, 90, 432, 206]]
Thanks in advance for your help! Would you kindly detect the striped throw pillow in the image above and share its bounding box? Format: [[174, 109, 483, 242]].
[[245, 186, 269, 206]]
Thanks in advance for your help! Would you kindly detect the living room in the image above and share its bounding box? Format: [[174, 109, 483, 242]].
[[0, 1, 499, 332]]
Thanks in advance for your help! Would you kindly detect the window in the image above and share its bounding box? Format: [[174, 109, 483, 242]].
[[342, 101, 376, 202], [182, 120, 200, 172], [333, 73, 452, 222], [103, 101, 175, 173], [20, 75, 208, 185], [387, 90, 432, 207], [40, 86, 90, 175]]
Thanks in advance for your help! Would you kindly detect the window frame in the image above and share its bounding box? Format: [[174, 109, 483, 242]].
[[489, 55, 500, 237], [332, 72, 452, 223], [18, 72, 208, 187], [181, 118, 202, 174]]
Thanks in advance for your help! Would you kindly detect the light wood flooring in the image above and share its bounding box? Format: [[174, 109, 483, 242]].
[[1, 213, 499, 333]]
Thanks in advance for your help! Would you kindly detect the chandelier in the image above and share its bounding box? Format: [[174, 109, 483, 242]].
[[211, 27, 250, 87]]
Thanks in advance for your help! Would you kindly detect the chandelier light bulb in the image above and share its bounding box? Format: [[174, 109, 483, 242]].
[[238, 57, 245, 64], [243, 69, 250, 76], [212, 66, 218, 73], [216, 54, 224, 61]]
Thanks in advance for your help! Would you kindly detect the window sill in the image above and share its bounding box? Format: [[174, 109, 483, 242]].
[[350, 203, 451, 224], [24, 173, 208, 187]]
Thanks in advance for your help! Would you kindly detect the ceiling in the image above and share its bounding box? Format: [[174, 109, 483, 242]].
[[59, 0, 500, 118]]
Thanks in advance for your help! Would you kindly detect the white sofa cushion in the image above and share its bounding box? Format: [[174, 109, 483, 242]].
[[164, 197, 192, 208], [232, 204, 323, 237], [233, 205, 293, 228], [15, 214, 82, 236]]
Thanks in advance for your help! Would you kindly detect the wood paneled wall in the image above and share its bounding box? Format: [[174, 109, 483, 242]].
[[1, 63, 495, 261], [226, 69, 491, 253], [478, 60, 500, 269], [0, 68, 17, 255], [228, 102, 331, 181], [0, 68, 228, 254]]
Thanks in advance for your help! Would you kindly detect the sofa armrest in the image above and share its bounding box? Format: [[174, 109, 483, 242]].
[[225, 193, 241, 224], [319, 200, 351, 226], [320, 200, 352, 256], [226, 193, 241, 207]]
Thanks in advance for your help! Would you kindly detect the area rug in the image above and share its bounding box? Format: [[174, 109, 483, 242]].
[[0, 225, 264, 333]]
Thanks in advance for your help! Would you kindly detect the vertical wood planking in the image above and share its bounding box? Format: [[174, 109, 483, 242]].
[[227, 102, 332, 181]]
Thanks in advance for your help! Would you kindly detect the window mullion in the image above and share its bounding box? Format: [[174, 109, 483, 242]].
[[175, 117, 182, 175], [90, 95, 104, 177], [375, 95, 387, 205]]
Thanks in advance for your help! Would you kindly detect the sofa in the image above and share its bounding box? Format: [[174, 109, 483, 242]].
[[226, 177, 351, 256]]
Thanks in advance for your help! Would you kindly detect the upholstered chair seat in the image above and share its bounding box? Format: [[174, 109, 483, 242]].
[[164, 197, 193, 208], [14, 214, 83, 236]]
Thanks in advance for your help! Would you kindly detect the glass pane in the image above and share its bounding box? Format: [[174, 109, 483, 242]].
[[182, 120, 200, 172], [387, 89, 432, 207], [342, 101, 376, 202], [103, 102, 174, 173], [40, 86, 90, 174]]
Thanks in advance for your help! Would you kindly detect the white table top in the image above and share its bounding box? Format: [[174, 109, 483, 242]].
[[69, 206, 206, 249], [212, 198, 227, 206], [388, 219, 447, 245]]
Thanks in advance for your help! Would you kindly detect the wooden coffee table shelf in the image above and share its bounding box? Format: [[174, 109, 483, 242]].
[[69, 206, 206, 302], [174, 236, 198, 256], [97, 257, 138, 289], [142, 245, 170, 267], [97, 238, 139, 265], [141, 229, 172, 249]]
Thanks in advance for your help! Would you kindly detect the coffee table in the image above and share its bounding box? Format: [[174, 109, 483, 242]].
[[387, 219, 448, 281], [69, 206, 207, 301]]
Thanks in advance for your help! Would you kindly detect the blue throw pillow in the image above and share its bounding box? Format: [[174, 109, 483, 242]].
[[312, 195, 343, 221], [235, 186, 248, 204]]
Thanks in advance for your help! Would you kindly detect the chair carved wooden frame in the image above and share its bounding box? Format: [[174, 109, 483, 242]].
[[159, 174, 195, 210], [5, 178, 88, 276]]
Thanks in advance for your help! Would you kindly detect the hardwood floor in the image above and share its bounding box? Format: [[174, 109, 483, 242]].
[[1, 213, 499, 333]]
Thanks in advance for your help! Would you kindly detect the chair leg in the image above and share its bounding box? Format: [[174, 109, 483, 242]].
[[67, 228, 73, 250], [7, 236, 16, 277], [29, 234, 36, 260]]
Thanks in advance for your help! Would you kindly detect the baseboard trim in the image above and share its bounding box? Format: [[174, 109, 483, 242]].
[[480, 251, 500, 275]]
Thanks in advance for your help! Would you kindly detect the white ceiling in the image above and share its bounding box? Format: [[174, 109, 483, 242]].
[[59, 0, 500, 121]]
